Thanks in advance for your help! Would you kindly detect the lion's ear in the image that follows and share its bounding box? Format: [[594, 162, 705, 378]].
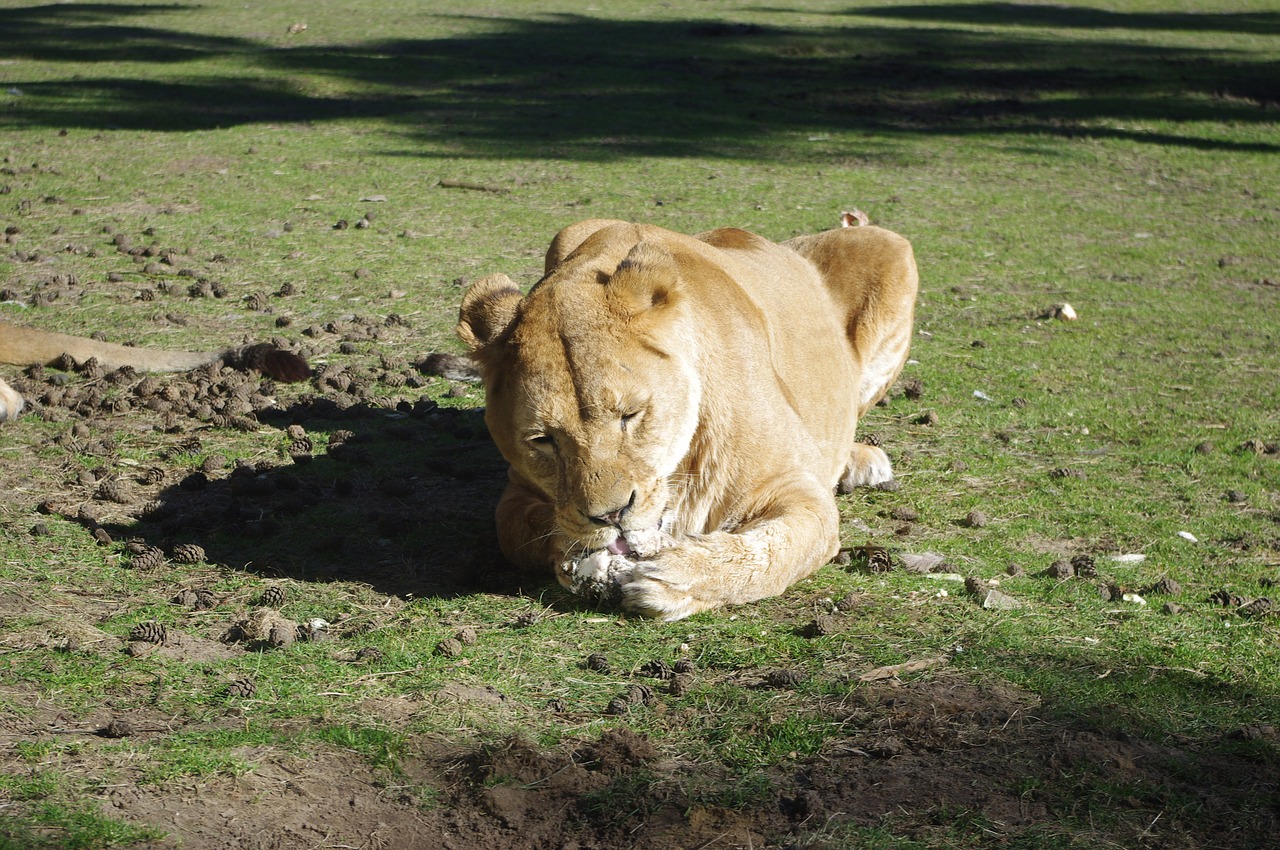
[[606, 242, 681, 317], [457, 274, 522, 350]]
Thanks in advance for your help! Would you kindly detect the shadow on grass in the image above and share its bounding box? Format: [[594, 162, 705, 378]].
[[97, 399, 542, 602], [840, 3, 1280, 36], [1, 4, 1276, 156]]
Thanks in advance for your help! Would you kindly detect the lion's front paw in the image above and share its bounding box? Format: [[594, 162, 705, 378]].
[[558, 549, 635, 608], [0, 380, 23, 424], [617, 555, 712, 622]]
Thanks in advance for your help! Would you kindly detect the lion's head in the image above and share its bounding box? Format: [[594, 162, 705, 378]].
[[458, 227, 712, 576]]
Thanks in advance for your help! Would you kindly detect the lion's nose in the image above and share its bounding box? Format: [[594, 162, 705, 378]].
[[588, 490, 636, 527]]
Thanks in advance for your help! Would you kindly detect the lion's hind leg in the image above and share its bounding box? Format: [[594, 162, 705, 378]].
[[784, 225, 919, 417]]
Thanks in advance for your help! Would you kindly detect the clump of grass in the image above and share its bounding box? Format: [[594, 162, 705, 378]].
[[0, 771, 162, 850]]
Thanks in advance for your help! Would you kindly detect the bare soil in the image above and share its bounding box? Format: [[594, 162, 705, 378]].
[[4, 663, 1277, 849]]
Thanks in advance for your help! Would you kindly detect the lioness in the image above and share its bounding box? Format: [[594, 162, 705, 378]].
[[0, 320, 310, 422], [458, 219, 918, 620]]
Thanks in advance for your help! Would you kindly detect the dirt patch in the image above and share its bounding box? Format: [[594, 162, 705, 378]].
[[16, 675, 1254, 849], [98, 746, 440, 850]]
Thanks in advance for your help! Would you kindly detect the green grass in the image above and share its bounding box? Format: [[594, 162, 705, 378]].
[[1, 0, 1278, 847], [0, 771, 162, 850]]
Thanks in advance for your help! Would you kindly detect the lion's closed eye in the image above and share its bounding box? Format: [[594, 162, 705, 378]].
[[528, 433, 557, 452]]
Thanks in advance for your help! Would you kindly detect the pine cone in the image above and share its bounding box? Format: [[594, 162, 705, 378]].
[[640, 659, 674, 680], [1070, 553, 1097, 577], [170, 543, 206, 564], [585, 653, 611, 674], [138, 500, 172, 521], [268, 623, 295, 649], [511, 610, 540, 628], [130, 546, 167, 570], [101, 718, 136, 738], [79, 357, 104, 380], [171, 588, 217, 610], [226, 677, 257, 698], [1239, 597, 1275, 618], [625, 684, 656, 706], [1209, 589, 1244, 608], [133, 376, 163, 398], [1047, 560, 1075, 579], [864, 547, 894, 574], [95, 479, 132, 504], [804, 615, 840, 638], [257, 586, 286, 608], [765, 669, 805, 689], [129, 621, 168, 644], [435, 638, 464, 658]]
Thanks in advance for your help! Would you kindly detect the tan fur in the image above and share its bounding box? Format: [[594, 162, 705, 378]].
[[458, 219, 918, 620], [0, 320, 310, 422]]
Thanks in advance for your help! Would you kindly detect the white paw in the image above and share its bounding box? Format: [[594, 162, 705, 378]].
[[559, 549, 635, 608], [839, 444, 894, 493], [621, 523, 666, 558], [0, 381, 23, 424]]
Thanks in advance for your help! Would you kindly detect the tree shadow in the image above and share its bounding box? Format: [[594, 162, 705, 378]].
[[2, 4, 1276, 155], [838, 3, 1280, 36]]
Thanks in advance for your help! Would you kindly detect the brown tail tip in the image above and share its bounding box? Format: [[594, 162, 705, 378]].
[[261, 350, 311, 382], [232, 344, 311, 382], [418, 352, 481, 382]]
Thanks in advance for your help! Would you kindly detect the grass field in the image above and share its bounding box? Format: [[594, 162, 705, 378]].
[[1, 1, 1278, 848]]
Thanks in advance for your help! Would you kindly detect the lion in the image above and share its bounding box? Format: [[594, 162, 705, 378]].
[[0, 320, 310, 422], [456, 218, 918, 620]]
